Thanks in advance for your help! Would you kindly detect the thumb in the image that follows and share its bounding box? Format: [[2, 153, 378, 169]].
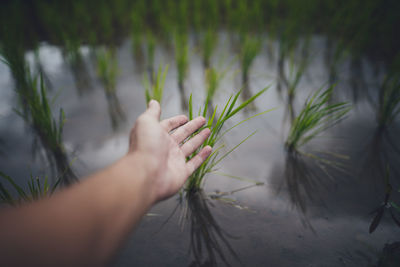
[[146, 100, 161, 120]]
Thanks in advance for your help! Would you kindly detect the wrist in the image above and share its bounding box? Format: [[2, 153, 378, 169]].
[[122, 152, 161, 204]]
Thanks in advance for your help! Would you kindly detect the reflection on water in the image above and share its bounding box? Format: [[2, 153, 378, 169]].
[[182, 191, 240, 266]]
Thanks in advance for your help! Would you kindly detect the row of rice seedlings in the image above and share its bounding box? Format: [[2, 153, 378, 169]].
[[175, 32, 189, 110], [144, 64, 169, 104], [0, 171, 60, 206], [376, 71, 400, 129], [285, 86, 351, 152], [185, 86, 270, 192]]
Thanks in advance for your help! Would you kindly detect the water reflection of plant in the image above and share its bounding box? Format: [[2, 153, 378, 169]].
[[181, 190, 240, 266], [369, 166, 400, 234], [376, 69, 400, 129]]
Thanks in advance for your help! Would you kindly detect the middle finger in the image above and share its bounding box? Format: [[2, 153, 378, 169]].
[[171, 116, 206, 144]]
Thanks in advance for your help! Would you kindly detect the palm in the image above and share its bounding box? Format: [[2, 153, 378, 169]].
[[130, 100, 212, 201]]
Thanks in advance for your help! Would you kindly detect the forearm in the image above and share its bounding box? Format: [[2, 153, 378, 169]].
[[0, 153, 157, 266]]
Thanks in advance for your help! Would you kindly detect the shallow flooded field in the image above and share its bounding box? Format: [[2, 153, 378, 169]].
[[1, 1, 400, 266]]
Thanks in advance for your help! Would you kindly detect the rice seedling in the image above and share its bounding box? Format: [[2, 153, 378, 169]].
[[201, 28, 218, 69], [96, 47, 119, 94], [95, 47, 125, 130], [204, 67, 227, 117], [144, 64, 169, 104], [240, 34, 261, 87], [285, 86, 351, 152], [175, 31, 189, 110], [0, 171, 60, 206], [286, 41, 310, 102], [185, 86, 270, 192], [377, 71, 400, 129], [131, 0, 145, 60], [13, 70, 77, 185], [0, 41, 30, 115]]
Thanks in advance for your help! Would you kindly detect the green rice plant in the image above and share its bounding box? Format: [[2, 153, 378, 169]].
[[377, 72, 400, 128], [96, 47, 119, 94], [204, 67, 228, 117], [0, 41, 30, 115], [15, 71, 65, 155], [205, 67, 226, 104], [146, 30, 156, 74], [185, 86, 270, 192], [131, 0, 145, 59], [144, 64, 169, 104], [201, 28, 218, 69], [175, 32, 188, 88], [285, 86, 351, 152], [240, 35, 261, 86], [13, 68, 77, 185], [0, 171, 60, 206], [286, 40, 311, 100]]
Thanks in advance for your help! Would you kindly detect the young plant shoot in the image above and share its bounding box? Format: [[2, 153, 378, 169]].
[[0, 172, 60, 206], [285, 86, 351, 152], [144, 64, 169, 104]]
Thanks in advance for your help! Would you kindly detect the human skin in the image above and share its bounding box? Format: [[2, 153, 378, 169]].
[[0, 100, 212, 266]]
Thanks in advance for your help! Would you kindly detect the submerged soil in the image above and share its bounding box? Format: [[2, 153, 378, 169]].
[[0, 33, 399, 266]]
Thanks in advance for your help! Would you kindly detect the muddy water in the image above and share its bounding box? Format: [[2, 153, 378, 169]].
[[0, 33, 399, 266]]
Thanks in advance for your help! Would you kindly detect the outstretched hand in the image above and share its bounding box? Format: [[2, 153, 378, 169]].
[[129, 100, 212, 202]]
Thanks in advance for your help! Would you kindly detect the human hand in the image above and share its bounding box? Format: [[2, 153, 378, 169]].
[[128, 100, 212, 202]]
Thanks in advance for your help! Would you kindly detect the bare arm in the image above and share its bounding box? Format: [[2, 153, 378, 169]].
[[0, 100, 212, 266]]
